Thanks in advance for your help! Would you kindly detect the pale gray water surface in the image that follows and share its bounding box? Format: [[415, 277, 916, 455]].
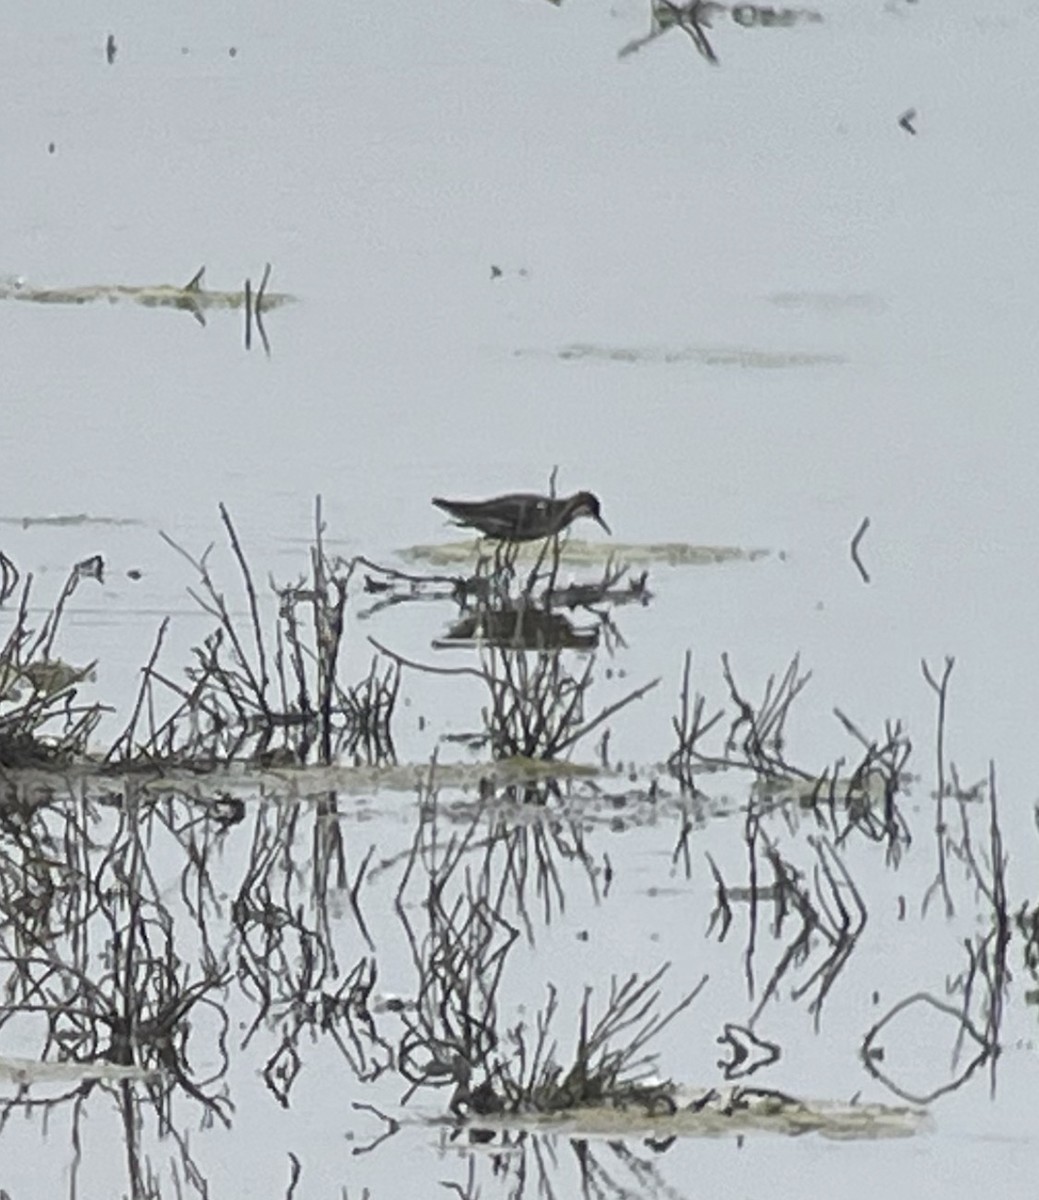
[[2, 1, 1039, 1197]]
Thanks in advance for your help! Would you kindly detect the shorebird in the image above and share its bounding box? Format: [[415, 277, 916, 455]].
[[432, 491, 611, 542]]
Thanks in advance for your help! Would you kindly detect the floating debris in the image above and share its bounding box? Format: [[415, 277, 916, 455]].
[[0, 1056, 161, 1086], [516, 342, 846, 368], [0, 265, 295, 322], [620, 2, 823, 63], [767, 291, 887, 314], [0, 513, 143, 528]]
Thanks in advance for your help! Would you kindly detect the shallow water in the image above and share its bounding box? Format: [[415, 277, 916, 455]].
[[3, 1, 1039, 1197]]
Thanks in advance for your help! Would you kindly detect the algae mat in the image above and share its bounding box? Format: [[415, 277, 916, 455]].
[[0, 267, 295, 318], [462, 1087, 928, 1141], [399, 540, 771, 568]]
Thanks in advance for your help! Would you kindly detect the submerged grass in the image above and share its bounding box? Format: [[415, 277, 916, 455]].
[[0, 503, 1011, 1199], [0, 555, 108, 768], [105, 501, 398, 769]]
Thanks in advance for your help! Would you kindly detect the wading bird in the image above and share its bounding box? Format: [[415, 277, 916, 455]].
[[432, 491, 611, 542]]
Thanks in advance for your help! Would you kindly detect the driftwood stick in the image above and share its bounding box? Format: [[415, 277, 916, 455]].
[[850, 516, 870, 584]]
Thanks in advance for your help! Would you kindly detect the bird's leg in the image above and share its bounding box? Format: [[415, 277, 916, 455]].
[[522, 534, 552, 602], [543, 532, 565, 609], [491, 539, 518, 604], [472, 541, 494, 609]]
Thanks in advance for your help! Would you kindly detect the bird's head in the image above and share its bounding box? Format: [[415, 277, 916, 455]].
[[571, 491, 611, 535]]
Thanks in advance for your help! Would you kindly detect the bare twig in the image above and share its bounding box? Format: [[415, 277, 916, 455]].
[[850, 517, 870, 583]]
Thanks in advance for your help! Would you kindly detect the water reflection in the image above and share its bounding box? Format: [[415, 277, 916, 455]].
[[0, 508, 1031, 1197]]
